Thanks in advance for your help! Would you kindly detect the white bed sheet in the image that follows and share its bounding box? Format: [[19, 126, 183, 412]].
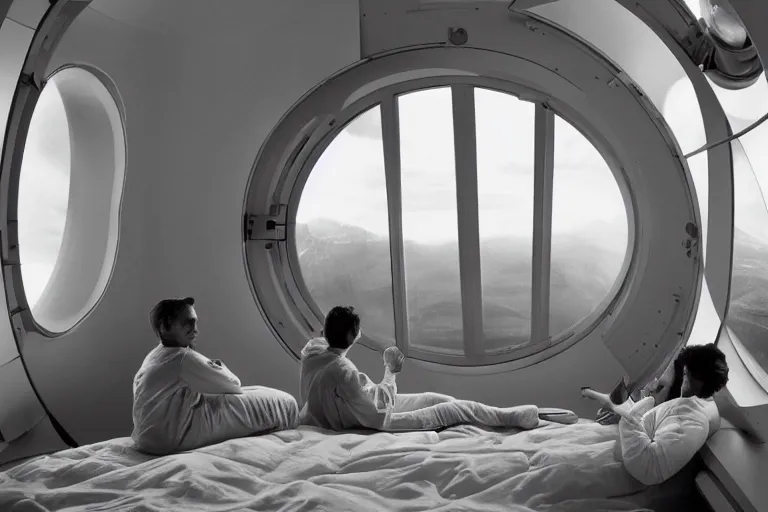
[[0, 421, 698, 512]]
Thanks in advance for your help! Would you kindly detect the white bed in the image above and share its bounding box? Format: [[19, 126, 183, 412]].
[[0, 421, 702, 512]]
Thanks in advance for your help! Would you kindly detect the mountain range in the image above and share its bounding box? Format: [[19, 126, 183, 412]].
[[295, 219, 625, 354], [295, 219, 768, 369]]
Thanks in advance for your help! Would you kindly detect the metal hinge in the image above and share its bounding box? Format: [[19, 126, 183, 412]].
[[244, 205, 287, 241]]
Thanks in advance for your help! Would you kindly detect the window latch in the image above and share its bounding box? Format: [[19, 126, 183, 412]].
[[244, 205, 287, 241]]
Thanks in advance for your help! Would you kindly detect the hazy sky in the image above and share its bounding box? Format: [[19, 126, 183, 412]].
[[298, 87, 629, 246]]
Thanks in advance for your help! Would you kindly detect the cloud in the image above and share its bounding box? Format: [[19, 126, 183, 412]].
[[299, 85, 628, 244], [17, 81, 70, 307], [343, 105, 383, 141]]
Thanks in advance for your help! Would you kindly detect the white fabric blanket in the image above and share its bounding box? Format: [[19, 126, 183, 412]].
[[0, 422, 697, 512]]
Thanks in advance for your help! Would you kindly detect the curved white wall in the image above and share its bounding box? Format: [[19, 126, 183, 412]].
[[18, 8, 174, 444], [20, 1, 363, 445]]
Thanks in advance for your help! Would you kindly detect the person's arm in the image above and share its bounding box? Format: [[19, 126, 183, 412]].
[[180, 350, 243, 394], [375, 347, 404, 410], [337, 368, 397, 430], [619, 401, 709, 486], [372, 366, 398, 411]]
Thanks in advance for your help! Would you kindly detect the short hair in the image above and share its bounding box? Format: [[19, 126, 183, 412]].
[[677, 343, 729, 399], [149, 297, 195, 337], [324, 306, 360, 350]]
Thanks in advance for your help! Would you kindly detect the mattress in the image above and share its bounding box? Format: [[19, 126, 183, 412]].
[[0, 421, 698, 512]]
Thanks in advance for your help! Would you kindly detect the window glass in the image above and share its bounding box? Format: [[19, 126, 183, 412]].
[[475, 88, 534, 350], [18, 81, 71, 308], [549, 115, 628, 337], [296, 106, 396, 345], [727, 139, 768, 374], [708, 73, 768, 378], [714, 73, 768, 202], [294, 86, 632, 361], [399, 88, 463, 355]]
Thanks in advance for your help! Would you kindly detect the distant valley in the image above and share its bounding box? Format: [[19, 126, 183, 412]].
[[296, 219, 625, 354]]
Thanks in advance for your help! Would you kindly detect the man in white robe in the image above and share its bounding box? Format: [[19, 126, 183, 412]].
[[299, 306, 577, 432], [582, 343, 729, 485], [132, 297, 298, 455]]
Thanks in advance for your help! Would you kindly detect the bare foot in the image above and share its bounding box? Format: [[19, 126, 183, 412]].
[[581, 388, 613, 409]]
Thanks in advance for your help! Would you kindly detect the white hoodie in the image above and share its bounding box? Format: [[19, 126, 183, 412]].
[[616, 395, 720, 485], [132, 344, 298, 454], [298, 338, 397, 430]]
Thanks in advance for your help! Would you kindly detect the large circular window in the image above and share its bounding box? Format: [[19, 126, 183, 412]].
[[294, 86, 628, 363], [246, 39, 699, 378], [17, 66, 126, 334]]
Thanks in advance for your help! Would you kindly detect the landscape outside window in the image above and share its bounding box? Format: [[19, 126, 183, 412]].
[[295, 86, 628, 359]]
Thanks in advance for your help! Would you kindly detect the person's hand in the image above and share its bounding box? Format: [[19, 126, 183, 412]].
[[383, 346, 405, 373]]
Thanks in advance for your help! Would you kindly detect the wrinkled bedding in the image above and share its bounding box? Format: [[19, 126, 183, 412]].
[[0, 421, 698, 512]]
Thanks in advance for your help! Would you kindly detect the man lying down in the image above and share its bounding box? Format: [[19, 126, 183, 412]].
[[131, 297, 299, 455], [581, 343, 729, 486], [299, 306, 579, 432]]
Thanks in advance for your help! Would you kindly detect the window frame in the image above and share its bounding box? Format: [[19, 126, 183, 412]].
[[244, 39, 701, 379], [281, 76, 635, 367], [13, 64, 127, 337]]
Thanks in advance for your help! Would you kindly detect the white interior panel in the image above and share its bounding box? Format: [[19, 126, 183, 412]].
[[0, 18, 33, 150], [0, 272, 19, 367], [0, 415, 66, 468], [0, 18, 32, 370], [7, 0, 48, 29], [0, 358, 44, 442]]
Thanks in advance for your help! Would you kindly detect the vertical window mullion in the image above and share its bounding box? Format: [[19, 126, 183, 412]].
[[531, 104, 555, 346], [381, 96, 410, 356], [452, 85, 484, 360]]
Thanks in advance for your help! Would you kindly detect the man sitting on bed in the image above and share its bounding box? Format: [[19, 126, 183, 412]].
[[298, 305, 578, 432], [595, 344, 696, 425], [131, 297, 298, 455], [581, 343, 729, 486]]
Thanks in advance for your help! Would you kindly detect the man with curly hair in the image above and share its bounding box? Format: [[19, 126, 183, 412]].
[[582, 343, 729, 485]]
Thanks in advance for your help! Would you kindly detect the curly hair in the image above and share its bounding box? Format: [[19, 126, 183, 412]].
[[675, 343, 729, 399], [149, 297, 195, 337], [324, 306, 361, 349]]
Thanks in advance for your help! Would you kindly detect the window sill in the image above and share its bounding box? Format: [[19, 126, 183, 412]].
[[699, 426, 767, 512]]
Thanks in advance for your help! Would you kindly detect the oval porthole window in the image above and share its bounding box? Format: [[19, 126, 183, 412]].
[[294, 85, 629, 364], [18, 66, 126, 334]]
